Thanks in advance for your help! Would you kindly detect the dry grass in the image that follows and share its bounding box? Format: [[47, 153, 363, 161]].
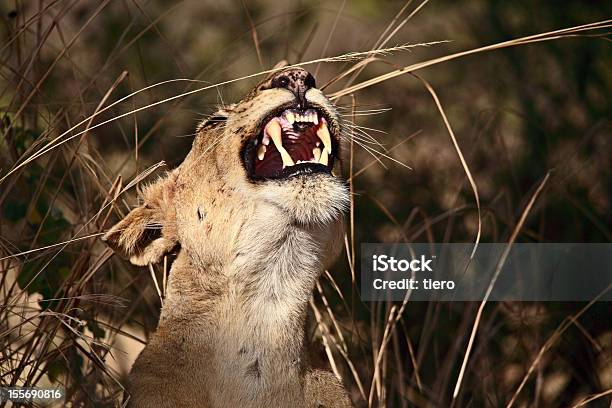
[[1, 1, 611, 407]]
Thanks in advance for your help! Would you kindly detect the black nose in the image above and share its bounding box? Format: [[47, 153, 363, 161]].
[[270, 68, 316, 108]]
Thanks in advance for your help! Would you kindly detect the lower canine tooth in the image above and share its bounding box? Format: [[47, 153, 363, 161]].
[[257, 144, 266, 160], [319, 149, 329, 165]]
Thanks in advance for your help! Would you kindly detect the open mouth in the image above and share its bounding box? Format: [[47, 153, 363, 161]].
[[243, 107, 337, 180]]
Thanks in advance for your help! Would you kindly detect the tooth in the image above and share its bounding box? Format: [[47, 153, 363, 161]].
[[316, 122, 332, 154], [313, 147, 321, 161], [266, 120, 294, 167], [257, 144, 266, 160], [267, 120, 282, 146], [319, 149, 329, 165], [286, 112, 295, 124], [280, 151, 295, 167]]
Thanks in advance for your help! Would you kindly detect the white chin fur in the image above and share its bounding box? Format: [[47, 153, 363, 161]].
[[256, 174, 348, 225]]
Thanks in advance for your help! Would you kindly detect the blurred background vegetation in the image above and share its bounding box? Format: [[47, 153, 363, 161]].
[[0, 1, 610, 407]]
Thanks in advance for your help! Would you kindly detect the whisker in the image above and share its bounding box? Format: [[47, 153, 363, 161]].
[[345, 123, 388, 134], [346, 135, 411, 170], [352, 139, 387, 169], [336, 107, 391, 113], [339, 130, 383, 147], [339, 111, 391, 117], [340, 125, 385, 146]]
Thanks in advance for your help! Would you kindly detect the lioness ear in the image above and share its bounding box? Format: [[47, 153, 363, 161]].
[[102, 173, 178, 266]]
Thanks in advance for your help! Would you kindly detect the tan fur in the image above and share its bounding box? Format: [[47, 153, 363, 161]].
[[103, 69, 352, 407]]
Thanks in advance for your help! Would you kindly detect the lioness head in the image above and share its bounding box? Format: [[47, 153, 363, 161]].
[[103, 67, 348, 269]]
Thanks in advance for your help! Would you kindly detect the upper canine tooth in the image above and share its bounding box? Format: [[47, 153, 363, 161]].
[[265, 119, 294, 167], [257, 144, 266, 160], [266, 120, 282, 146], [319, 149, 329, 165], [316, 122, 332, 155]]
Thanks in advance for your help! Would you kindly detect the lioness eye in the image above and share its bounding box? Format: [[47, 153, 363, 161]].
[[304, 73, 316, 88], [272, 76, 289, 88], [203, 115, 227, 127]]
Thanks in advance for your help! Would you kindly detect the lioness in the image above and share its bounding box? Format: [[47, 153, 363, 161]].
[[103, 67, 353, 407]]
